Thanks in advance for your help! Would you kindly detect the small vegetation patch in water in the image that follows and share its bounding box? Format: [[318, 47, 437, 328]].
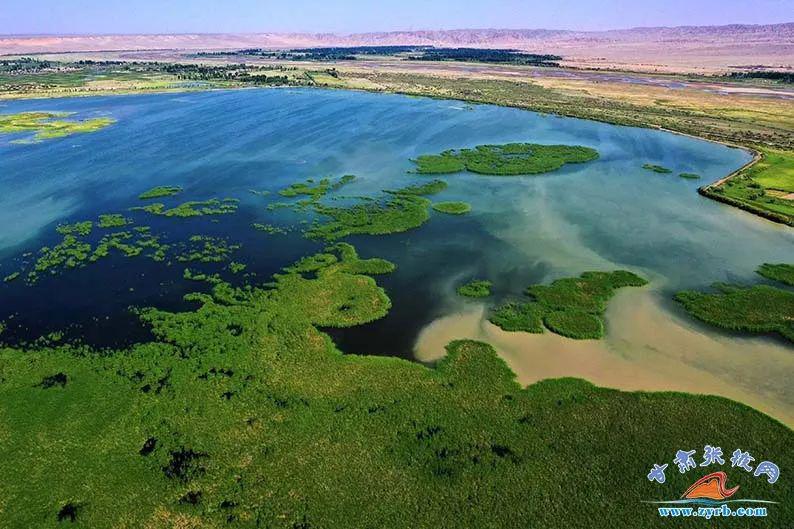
[[386, 179, 448, 196], [642, 163, 673, 174], [279, 175, 356, 202], [757, 263, 794, 286], [0, 111, 114, 142], [98, 214, 130, 228], [413, 143, 599, 176], [679, 172, 701, 179], [176, 236, 240, 263], [138, 186, 183, 200], [457, 279, 492, 298], [252, 223, 289, 235], [131, 198, 238, 218], [432, 201, 471, 215], [489, 270, 647, 339]]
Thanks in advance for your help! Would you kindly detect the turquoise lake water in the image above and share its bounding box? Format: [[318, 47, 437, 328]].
[[1, 88, 792, 360]]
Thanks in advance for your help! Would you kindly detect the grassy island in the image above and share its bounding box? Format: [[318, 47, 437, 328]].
[[0, 111, 115, 142], [138, 185, 183, 200], [309, 194, 431, 240], [432, 201, 471, 215], [490, 270, 648, 339], [642, 163, 673, 174], [675, 264, 794, 343], [678, 172, 701, 179], [414, 143, 599, 176], [457, 279, 492, 298]]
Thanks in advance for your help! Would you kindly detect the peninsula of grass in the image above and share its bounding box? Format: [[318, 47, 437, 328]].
[[457, 279, 492, 298], [757, 263, 794, 286], [704, 148, 794, 226], [675, 283, 794, 343], [413, 143, 599, 176], [0, 111, 114, 142], [642, 163, 673, 174], [1, 243, 791, 528], [138, 185, 182, 200], [432, 201, 471, 215], [679, 172, 701, 179], [489, 270, 648, 339]]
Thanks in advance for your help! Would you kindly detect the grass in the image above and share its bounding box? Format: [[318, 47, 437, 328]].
[[642, 163, 673, 174], [675, 264, 794, 342], [679, 172, 701, 179], [757, 263, 794, 286], [0, 111, 115, 142], [131, 198, 239, 218], [1, 243, 790, 528], [306, 184, 434, 240], [97, 214, 130, 228], [386, 179, 448, 196], [432, 201, 471, 214], [252, 222, 289, 235], [6, 214, 172, 284], [490, 271, 648, 339], [457, 279, 492, 298], [138, 186, 183, 200], [414, 143, 599, 175], [278, 175, 356, 202], [488, 302, 545, 332], [175, 236, 240, 264]]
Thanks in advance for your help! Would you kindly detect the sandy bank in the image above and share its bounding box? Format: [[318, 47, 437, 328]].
[[415, 287, 794, 427]]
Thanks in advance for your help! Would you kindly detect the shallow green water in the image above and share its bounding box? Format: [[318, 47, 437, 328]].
[[0, 88, 791, 360]]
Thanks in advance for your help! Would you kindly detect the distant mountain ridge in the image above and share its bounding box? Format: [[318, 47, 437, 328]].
[[1, 23, 792, 72]]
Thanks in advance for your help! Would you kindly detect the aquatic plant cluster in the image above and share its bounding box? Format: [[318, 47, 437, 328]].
[[131, 198, 239, 218], [457, 279, 492, 298], [675, 263, 794, 343], [0, 111, 115, 142], [413, 143, 599, 175], [432, 201, 471, 215], [272, 175, 453, 241], [489, 271, 648, 339]]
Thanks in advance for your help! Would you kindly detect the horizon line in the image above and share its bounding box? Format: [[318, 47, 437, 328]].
[[2, 21, 793, 39]]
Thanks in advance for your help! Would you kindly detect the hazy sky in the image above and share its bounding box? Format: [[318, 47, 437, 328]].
[[2, 0, 792, 35]]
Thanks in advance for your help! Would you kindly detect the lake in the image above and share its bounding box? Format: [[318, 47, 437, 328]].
[[1, 87, 792, 424]]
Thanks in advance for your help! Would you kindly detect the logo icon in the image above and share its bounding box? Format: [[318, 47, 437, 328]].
[[681, 471, 738, 501]]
